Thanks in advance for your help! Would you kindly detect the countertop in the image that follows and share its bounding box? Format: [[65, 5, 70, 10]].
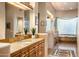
[[10, 38, 44, 54], [0, 43, 10, 48]]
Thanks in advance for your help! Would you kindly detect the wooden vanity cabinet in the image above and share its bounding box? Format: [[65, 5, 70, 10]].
[[11, 39, 45, 57]]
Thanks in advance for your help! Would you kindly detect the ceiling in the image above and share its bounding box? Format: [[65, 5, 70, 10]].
[[51, 2, 78, 11]]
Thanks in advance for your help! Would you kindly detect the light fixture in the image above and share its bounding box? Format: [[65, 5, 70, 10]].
[[47, 10, 54, 18], [7, 2, 32, 10]]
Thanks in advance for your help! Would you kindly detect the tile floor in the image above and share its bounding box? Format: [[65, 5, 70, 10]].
[[48, 42, 77, 57]]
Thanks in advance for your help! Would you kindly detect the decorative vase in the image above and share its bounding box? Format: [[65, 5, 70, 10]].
[[32, 35, 35, 39]]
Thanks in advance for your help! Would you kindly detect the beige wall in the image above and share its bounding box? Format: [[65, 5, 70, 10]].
[[6, 3, 24, 38], [0, 3, 5, 39]]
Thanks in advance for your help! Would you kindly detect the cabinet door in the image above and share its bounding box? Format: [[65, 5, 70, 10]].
[[38, 40, 45, 57], [35, 40, 45, 57], [35, 42, 39, 57], [21, 47, 29, 57], [28, 44, 36, 57]]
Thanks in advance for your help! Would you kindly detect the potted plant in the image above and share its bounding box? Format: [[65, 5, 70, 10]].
[[31, 28, 36, 38], [24, 28, 27, 35]]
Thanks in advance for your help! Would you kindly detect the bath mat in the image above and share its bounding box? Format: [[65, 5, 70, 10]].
[[49, 49, 75, 57]]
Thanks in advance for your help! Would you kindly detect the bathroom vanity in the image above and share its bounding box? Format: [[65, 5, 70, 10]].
[[10, 38, 45, 57], [0, 33, 48, 57]]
